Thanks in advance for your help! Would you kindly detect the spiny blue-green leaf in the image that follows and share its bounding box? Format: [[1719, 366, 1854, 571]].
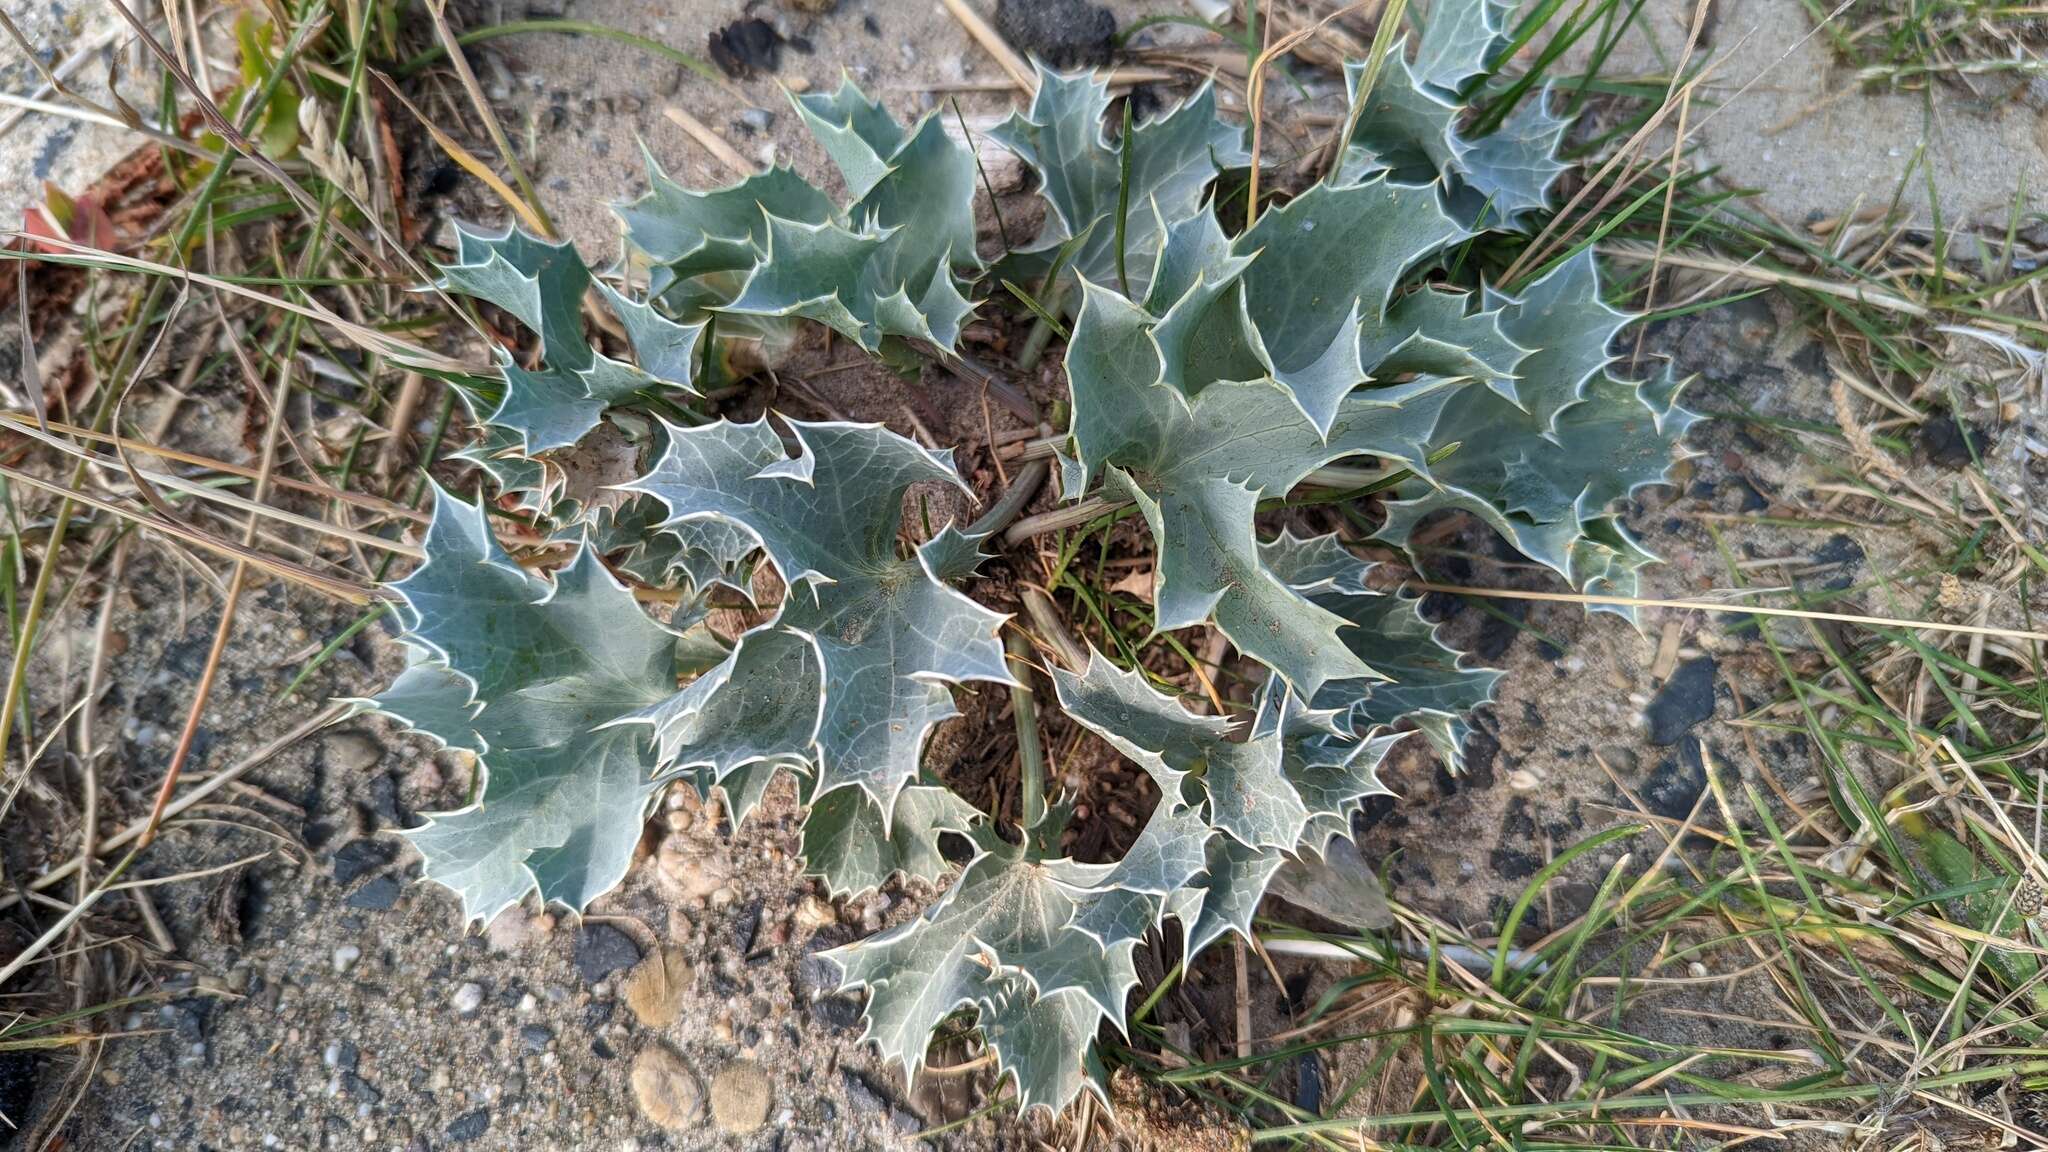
[[802, 783, 983, 899], [453, 425, 556, 513], [436, 227, 702, 452], [989, 65, 1248, 301], [1450, 96, 1570, 226], [628, 418, 1012, 816], [823, 796, 1211, 1114], [973, 976, 1111, 1113], [1411, 0, 1514, 92], [1375, 256, 1698, 621], [647, 625, 818, 782], [1226, 180, 1469, 433], [579, 494, 758, 595], [363, 486, 692, 925], [1167, 838, 1286, 957], [1259, 531, 1500, 769], [709, 82, 978, 353], [617, 158, 834, 291], [1053, 655, 1392, 853], [1064, 277, 1457, 699], [795, 81, 979, 273], [1336, 0, 1568, 226], [722, 215, 973, 351], [1359, 286, 1528, 405], [1057, 802, 1213, 950], [1483, 249, 1632, 430], [824, 826, 1138, 1111], [595, 281, 705, 389], [618, 82, 977, 357], [439, 224, 591, 364]]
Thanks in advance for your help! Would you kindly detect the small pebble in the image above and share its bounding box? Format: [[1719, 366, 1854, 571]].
[[452, 983, 485, 1015], [622, 948, 694, 1029], [793, 895, 836, 933], [630, 1045, 704, 1129], [331, 945, 362, 974], [709, 1062, 774, 1134]]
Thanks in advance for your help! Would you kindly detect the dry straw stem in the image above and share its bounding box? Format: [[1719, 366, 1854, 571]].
[[0, 703, 350, 916], [1603, 243, 1941, 323], [0, 235, 476, 375], [99, 0, 412, 281], [939, 0, 1035, 91], [1502, 0, 1720, 287], [662, 105, 757, 179], [374, 71, 550, 237], [1246, 0, 1385, 224], [1402, 581, 2048, 643], [0, 463, 381, 604], [3, 420, 422, 554], [0, 412, 429, 524], [421, 0, 554, 238]]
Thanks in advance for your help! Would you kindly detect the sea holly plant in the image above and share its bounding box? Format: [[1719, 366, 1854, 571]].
[[369, 0, 1698, 1118]]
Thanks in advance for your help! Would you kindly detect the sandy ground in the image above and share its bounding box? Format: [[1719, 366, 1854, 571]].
[[0, 1, 2041, 1150], [0, 2, 164, 233], [1566, 0, 2048, 226]]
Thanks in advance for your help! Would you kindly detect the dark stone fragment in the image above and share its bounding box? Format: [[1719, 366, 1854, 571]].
[[345, 875, 402, 911], [810, 993, 861, 1032], [708, 18, 782, 78], [367, 773, 404, 828], [863, 13, 881, 35], [1294, 1053, 1323, 1115], [1353, 793, 1399, 832], [345, 1073, 382, 1105], [1815, 533, 1865, 589], [1729, 476, 1768, 512], [421, 162, 461, 198], [1499, 798, 1536, 840], [170, 999, 210, 1044], [519, 1025, 552, 1052], [1470, 599, 1525, 660], [583, 1000, 615, 1029], [734, 898, 765, 954], [994, 0, 1115, 68], [841, 1069, 920, 1135], [331, 839, 395, 886], [592, 1038, 616, 1060], [1457, 727, 1498, 789], [798, 930, 849, 995], [0, 1053, 38, 1126], [1918, 415, 1986, 469], [1490, 846, 1541, 881], [1646, 657, 1718, 746], [1642, 742, 1708, 821], [446, 1109, 490, 1142], [333, 1041, 359, 1073], [1788, 341, 1826, 377], [573, 924, 640, 984]]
